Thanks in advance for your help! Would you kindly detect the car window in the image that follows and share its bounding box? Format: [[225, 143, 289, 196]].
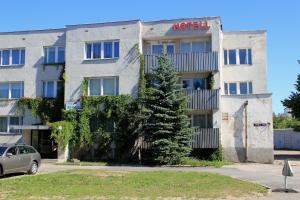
[[18, 146, 29, 154], [25, 146, 36, 154], [6, 147, 18, 156], [0, 147, 7, 156]]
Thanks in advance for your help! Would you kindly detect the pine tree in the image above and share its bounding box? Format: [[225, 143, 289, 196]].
[[282, 74, 300, 119], [143, 54, 192, 164]]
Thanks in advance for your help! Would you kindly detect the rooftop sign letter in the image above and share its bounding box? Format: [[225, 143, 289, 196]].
[[172, 21, 210, 31]]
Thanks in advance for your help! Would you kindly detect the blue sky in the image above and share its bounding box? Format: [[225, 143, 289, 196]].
[[1, 0, 299, 114]]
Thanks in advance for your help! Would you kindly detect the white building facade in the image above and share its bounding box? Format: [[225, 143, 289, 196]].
[[0, 17, 273, 163]]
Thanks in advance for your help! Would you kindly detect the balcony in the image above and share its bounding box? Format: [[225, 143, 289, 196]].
[[139, 128, 220, 149], [191, 128, 220, 149], [184, 89, 219, 110], [144, 51, 219, 73]]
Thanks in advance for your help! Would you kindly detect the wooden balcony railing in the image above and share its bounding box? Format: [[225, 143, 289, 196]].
[[144, 51, 219, 73], [184, 89, 219, 110]]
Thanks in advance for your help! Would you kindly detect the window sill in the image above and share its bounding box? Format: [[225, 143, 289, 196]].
[[223, 64, 253, 67], [0, 64, 24, 67], [43, 62, 65, 66], [83, 57, 119, 61], [0, 98, 21, 101]]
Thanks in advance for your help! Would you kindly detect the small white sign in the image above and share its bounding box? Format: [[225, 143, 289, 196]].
[[65, 102, 81, 110]]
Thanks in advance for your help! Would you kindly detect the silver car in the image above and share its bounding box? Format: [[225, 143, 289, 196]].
[[0, 144, 41, 176]]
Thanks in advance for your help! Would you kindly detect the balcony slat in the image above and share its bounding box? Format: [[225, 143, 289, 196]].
[[191, 128, 220, 148], [144, 51, 219, 73], [184, 89, 219, 110]]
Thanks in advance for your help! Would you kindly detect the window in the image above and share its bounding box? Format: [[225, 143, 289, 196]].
[[240, 82, 248, 94], [0, 117, 7, 132], [182, 79, 192, 90], [44, 46, 65, 64], [42, 80, 62, 98], [229, 49, 236, 65], [224, 50, 228, 65], [0, 116, 22, 133], [18, 146, 35, 154], [152, 43, 174, 55], [229, 83, 237, 94], [225, 48, 252, 65], [224, 81, 253, 95], [239, 49, 252, 65], [239, 82, 253, 94], [9, 116, 21, 133], [192, 114, 212, 128], [0, 82, 23, 99], [180, 41, 211, 53], [0, 48, 25, 66], [182, 78, 207, 90], [85, 41, 119, 60], [224, 83, 228, 94], [88, 77, 118, 96], [6, 147, 18, 156]]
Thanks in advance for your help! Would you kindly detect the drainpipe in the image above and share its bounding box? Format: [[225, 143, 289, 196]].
[[244, 100, 248, 162]]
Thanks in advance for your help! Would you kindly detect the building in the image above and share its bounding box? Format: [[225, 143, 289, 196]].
[[0, 17, 273, 163]]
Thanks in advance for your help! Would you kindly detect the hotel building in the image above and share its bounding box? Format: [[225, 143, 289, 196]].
[[0, 17, 273, 163]]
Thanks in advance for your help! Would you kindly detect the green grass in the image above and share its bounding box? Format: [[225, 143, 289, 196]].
[[55, 161, 108, 166], [56, 158, 231, 168], [0, 169, 267, 200], [179, 157, 232, 167]]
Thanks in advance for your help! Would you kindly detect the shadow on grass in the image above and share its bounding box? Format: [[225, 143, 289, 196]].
[[0, 172, 27, 179]]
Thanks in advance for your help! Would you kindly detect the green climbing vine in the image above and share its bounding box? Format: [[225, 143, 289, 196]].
[[207, 72, 215, 90], [17, 67, 65, 124]]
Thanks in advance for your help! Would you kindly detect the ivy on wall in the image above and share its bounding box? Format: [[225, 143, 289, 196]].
[[17, 67, 65, 124]]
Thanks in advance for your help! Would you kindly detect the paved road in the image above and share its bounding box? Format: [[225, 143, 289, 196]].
[[39, 162, 300, 199]]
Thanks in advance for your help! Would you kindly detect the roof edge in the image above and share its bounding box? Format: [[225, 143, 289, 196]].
[[0, 28, 66, 35], [223, 30, 267, 34]]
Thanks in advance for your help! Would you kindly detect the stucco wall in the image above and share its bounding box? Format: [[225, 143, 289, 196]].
[[0, 30, 65, 125], [65, 21, 141, 102], [221, 31, 268, 94], [221, 94, 273, 163]]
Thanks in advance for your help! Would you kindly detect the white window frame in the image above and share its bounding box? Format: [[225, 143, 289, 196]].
[[87, 77, 118, 96], [224, 81, 253, 95], [0, 116, 22, 134], [0, 82, 23, 99], [150, 42, 175, 55], [42, 80, 61, 98], [0, 48, 25, 66], [84, 40, 120, 60], [224, 48, 252, 66], [44, 46, 65, 64], [180, 40, 211, 53]]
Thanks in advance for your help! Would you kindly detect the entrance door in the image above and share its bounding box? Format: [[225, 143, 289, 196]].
[[31, 130, 57, 158]]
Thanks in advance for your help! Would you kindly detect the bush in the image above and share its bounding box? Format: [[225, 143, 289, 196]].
[[50, 121, 74, 148]]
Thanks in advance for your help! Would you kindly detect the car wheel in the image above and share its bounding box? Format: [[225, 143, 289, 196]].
[[28, 161, 38, 175]]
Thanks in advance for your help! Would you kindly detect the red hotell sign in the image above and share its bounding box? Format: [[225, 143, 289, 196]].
[[172, 21, 210, 31]]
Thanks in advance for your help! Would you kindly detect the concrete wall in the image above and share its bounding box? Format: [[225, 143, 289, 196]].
[[274, 129, 300, 150], [221, 94, 273, 163], [221, 31, 268, 94], [65, 21, 141, 102], [0, 29, 65, 129]]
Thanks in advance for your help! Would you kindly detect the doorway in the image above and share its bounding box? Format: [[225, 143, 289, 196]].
[[31, 130, 57, 159]]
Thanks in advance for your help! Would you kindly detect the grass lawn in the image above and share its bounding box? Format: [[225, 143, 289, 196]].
[[56, 158, 231, 168], [0, 169, 267, 200]]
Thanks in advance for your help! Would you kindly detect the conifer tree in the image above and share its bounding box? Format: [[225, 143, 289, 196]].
[[144, 54, 192, 164], [282, 74, 300, 119]]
